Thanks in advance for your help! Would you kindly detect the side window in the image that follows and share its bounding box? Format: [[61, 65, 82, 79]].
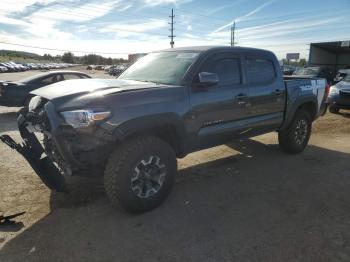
[[56, 74, 64, 82], [40, 75, 57, 85], [63, 74, 82, 80], [201, 58, 241, 85], [246, 58, 276, 85], [79, 74, 90, 79]]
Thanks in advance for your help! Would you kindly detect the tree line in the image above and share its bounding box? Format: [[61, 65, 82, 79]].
[[61, 52, 127, 65], [0, 50, 127, 65]]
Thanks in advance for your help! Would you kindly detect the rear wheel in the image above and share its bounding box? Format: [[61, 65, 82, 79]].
[[104, 136, 177, 213], [329, 106, 339, 114], [278, 110, 312, 154]]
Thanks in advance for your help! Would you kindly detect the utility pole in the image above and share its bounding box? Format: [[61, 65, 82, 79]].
[[169, 8, 175, 48], [231, 21, 236, 46]]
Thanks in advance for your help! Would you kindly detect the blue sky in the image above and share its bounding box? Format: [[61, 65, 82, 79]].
[[0, 0, 349, 59]]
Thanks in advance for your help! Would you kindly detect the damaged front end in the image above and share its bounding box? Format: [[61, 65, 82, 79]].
[[0, 105, 66, 191], [0, 96, 115, 192]]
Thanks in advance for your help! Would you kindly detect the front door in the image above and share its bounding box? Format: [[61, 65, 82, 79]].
[[189, 52, 250, 149]]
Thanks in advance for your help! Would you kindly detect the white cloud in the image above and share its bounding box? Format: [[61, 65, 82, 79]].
[[0, 15, 30, 26], [0, 0, 57, 13], [208, 15, 347, 42], [27, 0, 122, 23], [0, 0, 125, 43], [100, 19, 168, 35], [142, 0, 192, 7], [206, 0, 245, 16], [212, 0, 276, 33]]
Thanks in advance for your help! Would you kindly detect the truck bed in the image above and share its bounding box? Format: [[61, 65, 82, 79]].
[[283, 76, 327, 117]]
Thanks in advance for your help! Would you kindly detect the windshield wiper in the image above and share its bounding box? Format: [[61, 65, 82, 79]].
[[132, 79, 162, 85]]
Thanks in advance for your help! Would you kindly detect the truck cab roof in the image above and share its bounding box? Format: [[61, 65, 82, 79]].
[[158, 46, 275, 56]]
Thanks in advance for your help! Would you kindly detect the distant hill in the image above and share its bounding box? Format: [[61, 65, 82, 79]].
[[0, 50, 128, 65], [0, 49, 41, 59]]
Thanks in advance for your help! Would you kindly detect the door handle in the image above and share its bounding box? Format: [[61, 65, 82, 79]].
[[274, 89, 284, 95], [236, 94, 248, 105]]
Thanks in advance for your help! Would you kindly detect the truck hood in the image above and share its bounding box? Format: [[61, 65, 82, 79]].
[[31, 78, 159, 100]]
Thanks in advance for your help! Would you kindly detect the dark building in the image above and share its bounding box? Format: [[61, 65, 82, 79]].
[[309, 41, 350, 76]]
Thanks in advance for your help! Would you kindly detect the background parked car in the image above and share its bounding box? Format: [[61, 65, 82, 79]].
[[334, 69, 350, 83], [1, 62, 16, 72], [109, 64, 128, 76], [95, 65, 105, 70], [293, 66, 333, 84], [0, 71, 91, 107], [327, 74, 350, 114], [282, 65, 296, 75], [0, 65, 8, 72], [0, 62, 74, 72]]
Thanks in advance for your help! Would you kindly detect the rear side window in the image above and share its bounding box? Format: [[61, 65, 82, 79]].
[[40, 75, 62, 84], [79, 74, 90, 79], [63, 74, 82, 80], [202, 58, 241, 85], [246, 58, 276, 84]]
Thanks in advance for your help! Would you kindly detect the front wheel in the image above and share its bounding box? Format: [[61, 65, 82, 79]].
[[104, 136, 177, 213], [278, 110, 312, 154]]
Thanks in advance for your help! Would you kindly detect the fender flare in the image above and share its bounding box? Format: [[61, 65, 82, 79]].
[[280, 96, 318, 130], [112, 113, 187, 153]]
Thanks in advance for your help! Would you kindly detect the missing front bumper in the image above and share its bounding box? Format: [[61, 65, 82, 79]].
[[0, 114, 66, 192]]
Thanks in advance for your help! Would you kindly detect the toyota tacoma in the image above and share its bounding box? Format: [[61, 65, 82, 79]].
[[0, 46, 328, 213]]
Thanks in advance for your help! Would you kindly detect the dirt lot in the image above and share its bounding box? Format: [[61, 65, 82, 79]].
[[0, 69, 350, 261]]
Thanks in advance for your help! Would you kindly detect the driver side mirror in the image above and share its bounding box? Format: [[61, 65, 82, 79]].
[[198, 72, 219, 87]]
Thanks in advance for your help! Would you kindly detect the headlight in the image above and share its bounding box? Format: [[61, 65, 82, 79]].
[[28, 96, 42, 111], [329, 86, 339, 95], [60, 109, 111, 129]]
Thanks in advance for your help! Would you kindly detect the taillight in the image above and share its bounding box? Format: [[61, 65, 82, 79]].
[[325, 83, 330, 97]]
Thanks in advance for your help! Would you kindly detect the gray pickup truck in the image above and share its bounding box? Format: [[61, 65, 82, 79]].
[[0, 46, 328, 213]]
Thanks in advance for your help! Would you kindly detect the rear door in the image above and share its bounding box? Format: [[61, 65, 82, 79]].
[[244, 55, 286, 130]]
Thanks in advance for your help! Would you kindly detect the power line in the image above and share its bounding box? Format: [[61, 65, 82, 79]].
[[0, 41, 131, 55]]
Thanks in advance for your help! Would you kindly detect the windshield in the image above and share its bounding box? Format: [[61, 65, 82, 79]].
[[293, 67, 319, 76], [119, 52, 199, 85]]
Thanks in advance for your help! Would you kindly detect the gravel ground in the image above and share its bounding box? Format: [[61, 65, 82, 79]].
[[0, 69, 350, 262]]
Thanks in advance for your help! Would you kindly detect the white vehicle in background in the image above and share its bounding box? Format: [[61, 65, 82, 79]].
[[8, 61, 27, 71], [0, 65, 8, 72], [334, 69, 350, 83]]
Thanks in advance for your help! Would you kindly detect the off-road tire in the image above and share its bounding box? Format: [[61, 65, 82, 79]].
[[329, 106, 339, 114], [104, 136, 177, 213], [278, 110, 312, 154]]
